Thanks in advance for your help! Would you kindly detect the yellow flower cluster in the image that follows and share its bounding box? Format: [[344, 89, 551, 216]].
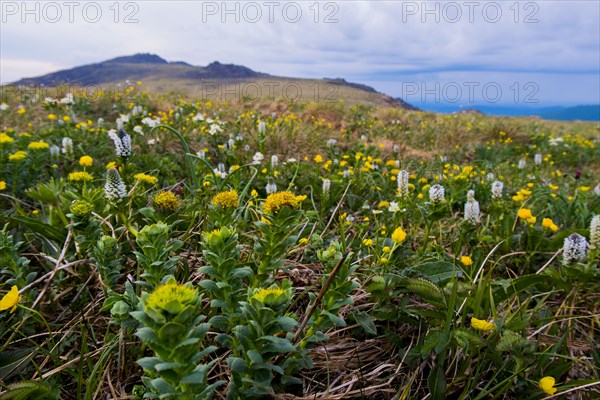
[[0, 133, 14, 144], [0, 181, 6, 191], [461, 256, 473, 266], [262, 191, 306, 214], [391, 227, 407, 244], [253, 287, 285, 303], [212, 189, 239, 208], [79, 156, 93, 167], [471, 317, 495, 332], [542, 218, 559, 232], [252, 285, 291, 307], [27, 141, 50, 150], [8, 150, 27, 161], [68, 171, 93, 182], [512, 188, 532, 202], [8, 151, 27, 161], [154, 191, 179, 210], [517, 208, 536, 224], [145, 282, 196, 313], [134, 173, 158, 185], [70, 200, 92, 216]]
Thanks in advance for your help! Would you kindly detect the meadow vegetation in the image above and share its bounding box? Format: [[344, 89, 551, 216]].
[[0, 87, 599, 399]]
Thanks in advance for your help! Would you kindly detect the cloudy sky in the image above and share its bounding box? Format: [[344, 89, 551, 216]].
[[1, 0, 599, 107]]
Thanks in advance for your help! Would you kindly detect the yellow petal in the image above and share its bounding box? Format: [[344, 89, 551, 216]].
[[539, 376, 557, 395], [0, 285, 20, 312]]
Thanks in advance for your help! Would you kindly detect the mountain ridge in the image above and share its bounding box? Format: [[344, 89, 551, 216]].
[[10, 53, 418, 109]]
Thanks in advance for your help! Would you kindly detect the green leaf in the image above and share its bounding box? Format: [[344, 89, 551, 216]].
[[155, 361, 182, 372], [412, 261, 462, 283], [351, 311, 377, 335], [492, 274, 548, 303], [180, 371, 205, 385], [2, 380, 60, 400], [199, 280, 218, 292], [10, 216, 67, 243], [149, 378, 174, 395], [158, 322, 186, 340], [137, 357, 160, 371], [135, 327, 159, 344], [228, 357, 248, 373], [322, 311, 346, 327], [110, 300, 131, 316], [247, 350, 264, 365], [262, 336, 295, 353], [405, 278, 446, 309], [174, 337, 201, 351], [209, 315, 230, 330], [0, 348, 33, 380], [422, 330, 449, 356], [427, 364, 446, 400]]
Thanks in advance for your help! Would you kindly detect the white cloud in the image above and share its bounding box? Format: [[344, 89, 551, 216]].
[[1, 1, 598, 103]]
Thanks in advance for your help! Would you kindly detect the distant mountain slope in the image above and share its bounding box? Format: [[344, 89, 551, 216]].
[[10, 53, 416, 109], [418, 103, 600, 121], [538, 105, 600, 121], [14, 54, 269, 86]]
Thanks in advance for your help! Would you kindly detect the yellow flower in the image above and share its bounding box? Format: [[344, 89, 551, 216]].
[[262, 191, 306, 214], [79, 155, 93, 167], [471, 317, 495, 332], [578, 186, 590, 192], [145, 282, 196, 314], [70, 200, 92, 216], [28, 141, 50, 150], [0, 133, 14, 144], [539, 376, 557, 395], [314, 154, 324, 163], [461, 256, 473, 266], [251, 189, 258, 197], [512, 194, 525, 202], [62, 116, 71, 122], [527, 216, 537, 224], [68, 171, 93, 182], [0, 181, 6, 191], [391, 227, 407, 244], [154, 191, 179, 211], [47, 114, 56, 121], [212, 190, 239, 208], [0, 285, 21, 313], [380, 257, 388, 264], [382, 246, 391, 253], [106, 161, 117, 169], [362, 238, 373, 246], [517, 208, 532, 219], [8, 151, 27, 161], [541, 218, 558, 232], [134, 173, 158, 185], [17, 108, 26, 114], [299, 238, 308, 245], [252, 286, 290, 307]]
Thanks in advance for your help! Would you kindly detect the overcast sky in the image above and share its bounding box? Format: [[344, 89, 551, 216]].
[[1, 0, 599, 106]]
